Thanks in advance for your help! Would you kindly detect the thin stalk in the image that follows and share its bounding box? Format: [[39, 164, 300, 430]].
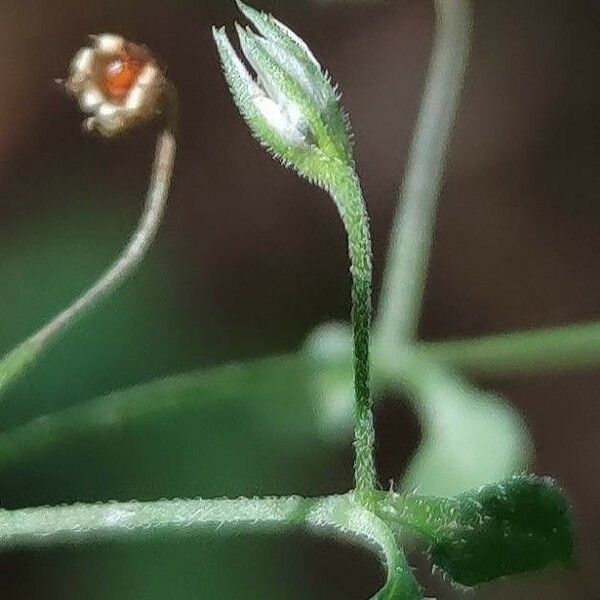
[[421, 320, 600, 376], [375, 0, 474, 347], [328, 167, 376, 502], [0, 117, 177, 398]]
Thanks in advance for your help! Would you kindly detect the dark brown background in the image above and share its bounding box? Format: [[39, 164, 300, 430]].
[[0, 0, 598, 598]]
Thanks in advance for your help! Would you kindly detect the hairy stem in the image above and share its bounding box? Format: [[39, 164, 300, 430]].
[[0, 495, 316, 549], [421, 320, 600, 376], [375, 0, 474, 347], [0, 125, 176, 398], [373, 489, 450, 540], [0, 492, 421, 598], [329, 167, 376, 502]]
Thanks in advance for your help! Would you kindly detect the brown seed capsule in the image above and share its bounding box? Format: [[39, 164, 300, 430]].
[[64, 34, 167, 137], [103, 57, 145, 101]]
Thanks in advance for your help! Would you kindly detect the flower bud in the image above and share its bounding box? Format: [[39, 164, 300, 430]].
[[213, 2, 353, 185]]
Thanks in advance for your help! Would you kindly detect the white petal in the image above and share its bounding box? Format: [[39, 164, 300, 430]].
[[70, 48, 95, 79], [96, 101, 122, 120], [78, 85, 104, 112], [93, 33, 124, 55], [94, 112, 126, 136], [95, 102, 128, 135], [124, 83, 147, 112], [253, 95, 307, 147], [136, 63, 160, 87]]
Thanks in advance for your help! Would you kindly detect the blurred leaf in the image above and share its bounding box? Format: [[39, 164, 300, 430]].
[[0, 352, 354, 502], [399, 366, 531, 497], [378, 476, 574, 588]]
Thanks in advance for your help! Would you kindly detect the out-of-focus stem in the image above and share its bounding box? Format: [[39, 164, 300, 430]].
[[421, 321, 600, 376], [376, 0, 474, 348]]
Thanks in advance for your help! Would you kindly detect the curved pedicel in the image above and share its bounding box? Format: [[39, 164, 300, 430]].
[[0, 34, 177, 397]]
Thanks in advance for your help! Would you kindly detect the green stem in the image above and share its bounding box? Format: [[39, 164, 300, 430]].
[[0, 125, 176, 399], [328, 167, 376, 502], [375, 0, 474, 347], [0, 492, 421, 598], [421, 320, 600, 376]]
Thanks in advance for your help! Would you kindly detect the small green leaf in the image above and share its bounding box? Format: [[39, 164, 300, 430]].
[[377, 475, 574, 588], [431, 476, 574, 586]]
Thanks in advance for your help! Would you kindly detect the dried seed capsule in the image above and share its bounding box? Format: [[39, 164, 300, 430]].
[[64, 34, 167, 137]]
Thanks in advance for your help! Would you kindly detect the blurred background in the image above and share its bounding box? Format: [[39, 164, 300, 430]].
[[0, 0, 598, 597]]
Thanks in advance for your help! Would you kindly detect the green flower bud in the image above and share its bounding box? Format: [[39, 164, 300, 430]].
[[212, 1, 353, 187]]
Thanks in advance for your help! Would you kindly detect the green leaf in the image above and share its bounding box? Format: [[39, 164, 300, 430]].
[[376, 475, 574, 587]]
